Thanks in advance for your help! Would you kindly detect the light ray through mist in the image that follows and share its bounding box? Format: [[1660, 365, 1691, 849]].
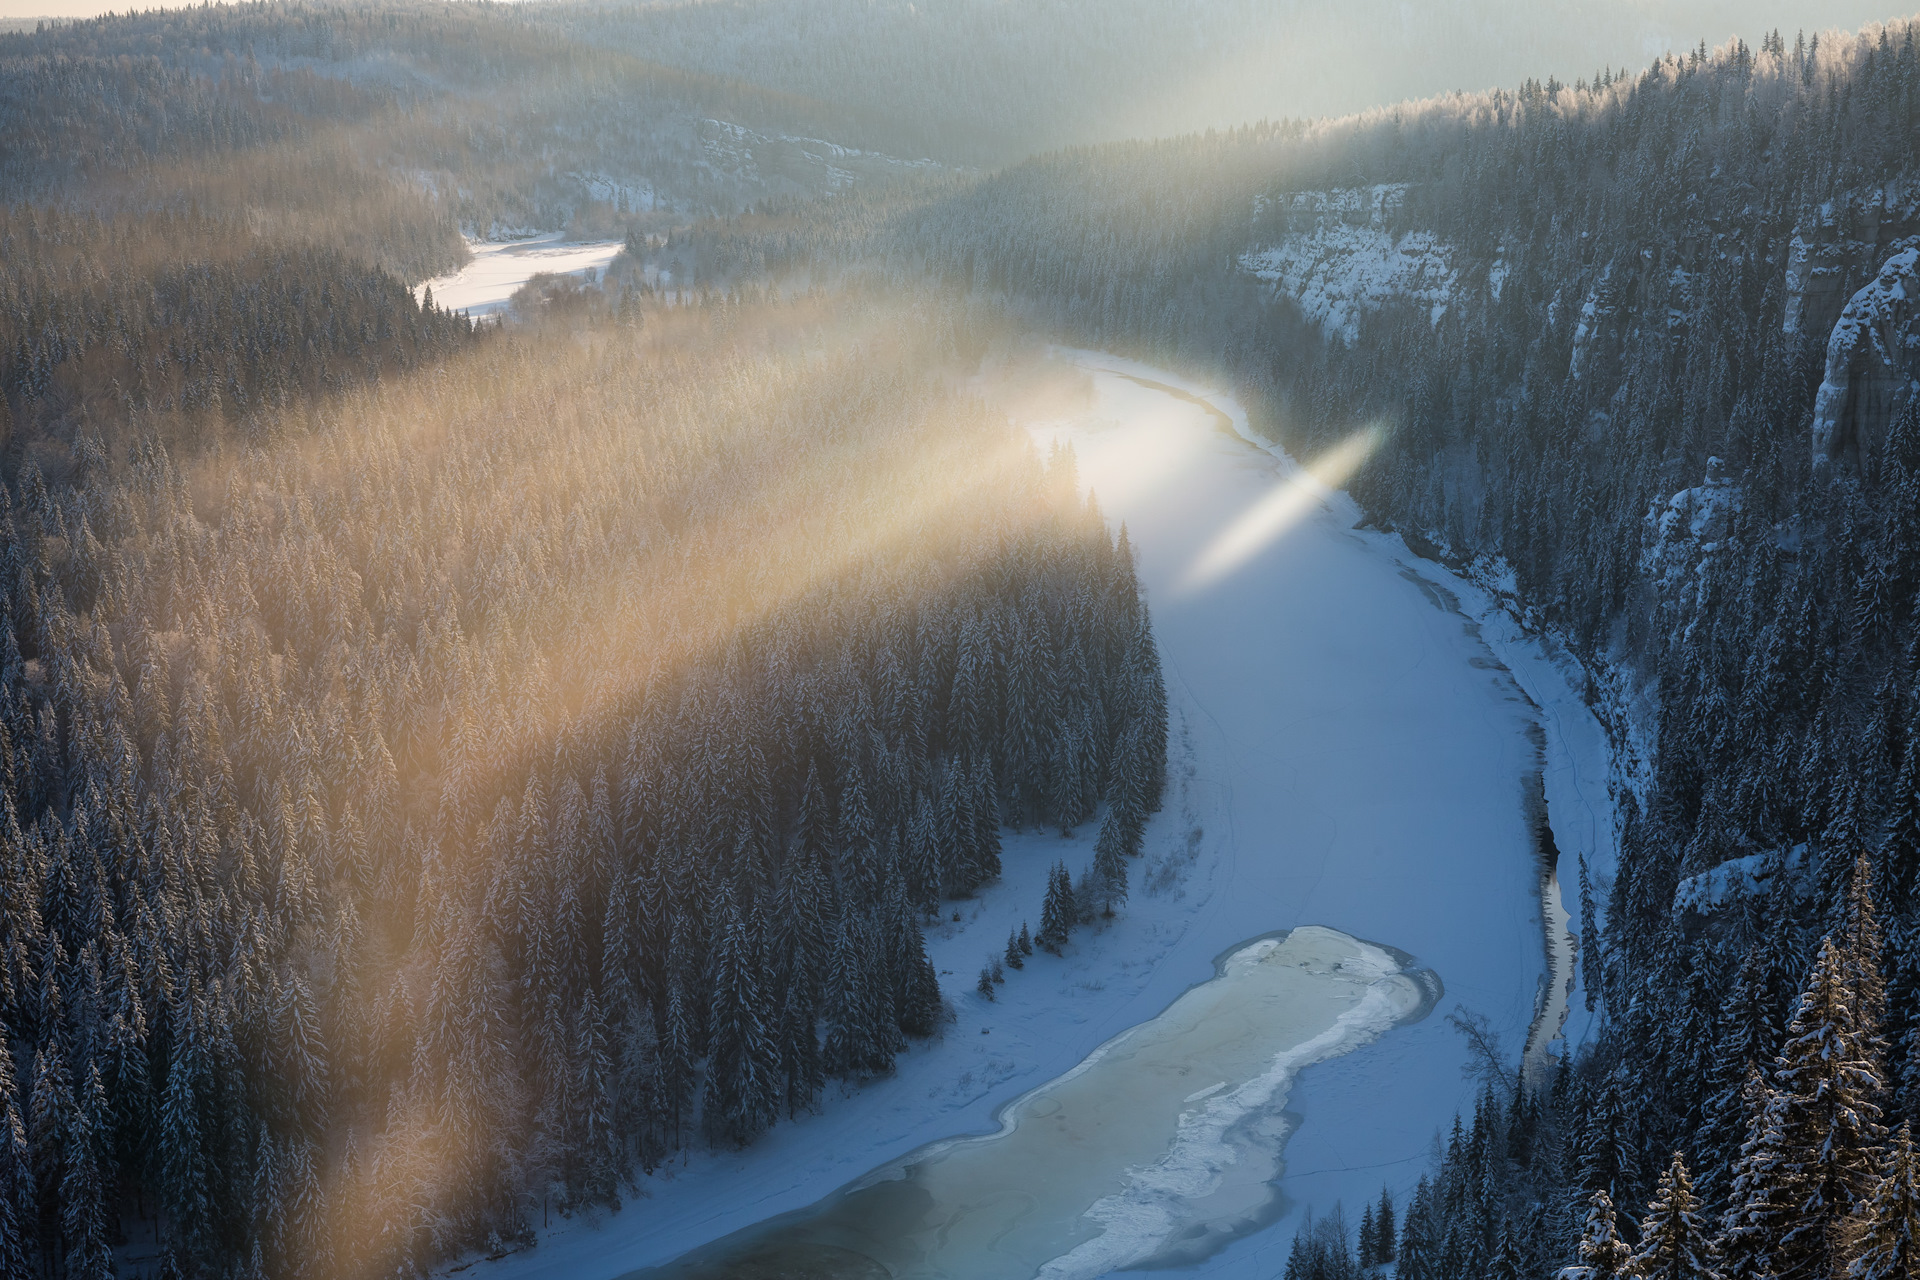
[[1178, 426, 1380, 594]]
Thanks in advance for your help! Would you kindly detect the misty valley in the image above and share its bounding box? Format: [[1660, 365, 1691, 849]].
[[1, 4, 1919, 1280]]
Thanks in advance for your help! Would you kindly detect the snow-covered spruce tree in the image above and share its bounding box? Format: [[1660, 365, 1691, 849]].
[[1560, 1189, 1634, 1280], [1698, 946, 1786, 1207], [573, 990, 622, 1203], [1720, 1064, 1790, 1280], [1372, 1186, 1395, 1265], [1724, 936, 1887, 1280], [0, 1035, 28, 1280], [661, 978, 697, 1148], [1844, 856, 1889, 1045], [61, 1065, 113, 1280], [1490, 1217, 1524, 1280], [892, 905, 945, 1038], [1632, 1152, 1721, 1280], [700, 893, 782, 1148], [1849, 1122, 1920, 1280], [1038, 862, 1077, 951], [1576, 1069, 1643, 1204], [1090, 806, 1132, 915], [1395, 1176, 1438, 1280], [1111, 606, 1168, 820]]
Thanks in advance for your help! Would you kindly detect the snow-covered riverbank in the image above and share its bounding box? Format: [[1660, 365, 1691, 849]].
[[467, 354, 1617, 1280]]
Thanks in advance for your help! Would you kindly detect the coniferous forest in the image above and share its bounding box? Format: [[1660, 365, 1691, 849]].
[[0, 283, 1169, 1278], [8, 1, 1920, 1278]]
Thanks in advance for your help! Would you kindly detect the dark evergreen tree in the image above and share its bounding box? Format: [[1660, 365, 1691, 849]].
[[0, 1035, 29, 1280], [1373, 1187, 1394, 1265], [1560, 1190, 1634, 1280], [893, 910, 943, 1038], [1090, 807, 1133, 915], [1632, 1152, 1721, 1280], [701, 898, 781, 1148], [1038, 862, 1078, 952], [1850, 1122, 1920, 1280], [1396, 1176, 1437, 1280]]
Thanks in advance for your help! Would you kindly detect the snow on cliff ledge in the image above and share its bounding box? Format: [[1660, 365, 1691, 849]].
[[1240, 186, 1462, 346]]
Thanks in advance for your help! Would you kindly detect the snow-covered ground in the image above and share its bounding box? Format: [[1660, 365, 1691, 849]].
[[467, 355, 1617, 1280], [415, 234, 625, 319]]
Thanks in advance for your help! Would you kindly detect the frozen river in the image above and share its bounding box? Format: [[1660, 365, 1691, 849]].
[[415, 234, 625, 319], [474, 353, 1614, 1280]]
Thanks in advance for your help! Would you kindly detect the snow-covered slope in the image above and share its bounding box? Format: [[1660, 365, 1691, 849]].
[[465, 356, 1615, 1280]]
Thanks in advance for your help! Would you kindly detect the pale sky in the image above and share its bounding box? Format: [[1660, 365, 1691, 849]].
[[0, 0, 1891, 52], [1, 0, 194, 18]]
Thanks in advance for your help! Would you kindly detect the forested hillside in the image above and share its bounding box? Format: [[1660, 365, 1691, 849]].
[[684, 14, 1920, 1276], [0, 288, 1168, 1279], [0, 0, 925, 229], [0, 5, 1183, 1277], [0, 0, 967, 495], [0, 0, 945, 492], [0, 204, 480, 487]]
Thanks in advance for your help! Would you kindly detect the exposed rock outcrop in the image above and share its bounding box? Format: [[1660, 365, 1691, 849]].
[[1241, 185, 1463, 347], [1783, 184, 1920, 339], [1810, 237, 1920, 472]]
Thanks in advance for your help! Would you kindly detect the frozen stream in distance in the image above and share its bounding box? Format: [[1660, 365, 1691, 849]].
[[414, 234, 625, 319], [630, 928, 1437, 1280]]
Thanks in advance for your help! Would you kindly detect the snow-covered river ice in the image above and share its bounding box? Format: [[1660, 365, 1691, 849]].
[[474, 352, 1616, 1280]]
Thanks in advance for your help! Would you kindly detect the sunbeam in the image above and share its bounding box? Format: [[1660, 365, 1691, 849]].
[[1177, 426, 1380, 594]]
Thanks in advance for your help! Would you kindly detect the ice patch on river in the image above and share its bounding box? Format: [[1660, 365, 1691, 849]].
[[1042, 936, 1424, 1278], [630, 928, 1434, 1280]]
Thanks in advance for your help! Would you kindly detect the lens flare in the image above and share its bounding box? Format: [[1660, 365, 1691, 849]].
[[1177, 426, 1381, 593]]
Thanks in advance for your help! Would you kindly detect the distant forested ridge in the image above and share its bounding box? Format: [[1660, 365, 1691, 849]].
[[546, 0, 1900, 164], [0, 204, 480, 488], [729, 17, 1920, 1276], [0, 0, 934, 234]]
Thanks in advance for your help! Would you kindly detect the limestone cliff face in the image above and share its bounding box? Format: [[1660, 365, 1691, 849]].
[[1810, 238, 1920, 472], [1784, 185, 1920, 340]]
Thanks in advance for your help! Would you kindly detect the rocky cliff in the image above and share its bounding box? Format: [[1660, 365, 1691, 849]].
[[1810, 235, 1920, 471]]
